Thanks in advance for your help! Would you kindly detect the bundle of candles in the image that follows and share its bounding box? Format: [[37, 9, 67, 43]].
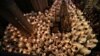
[[0, 0, 98, 56]]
